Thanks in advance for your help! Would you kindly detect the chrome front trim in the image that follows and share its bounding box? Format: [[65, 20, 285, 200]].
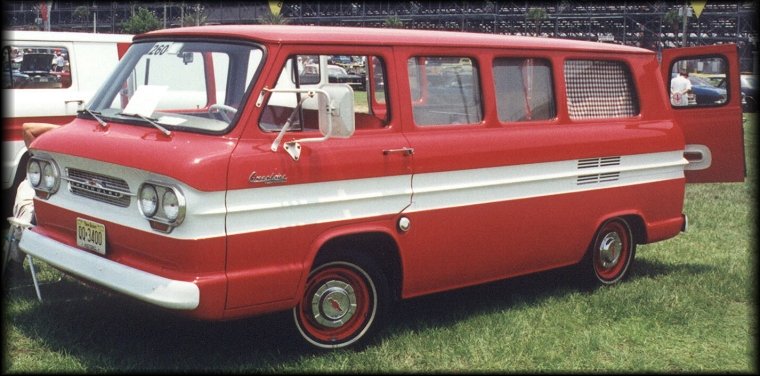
[[65, 167, 133, 207]]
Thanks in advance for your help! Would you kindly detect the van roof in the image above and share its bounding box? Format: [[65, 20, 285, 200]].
[[6, 30, 133, 43], [139, 25, 653, 55]]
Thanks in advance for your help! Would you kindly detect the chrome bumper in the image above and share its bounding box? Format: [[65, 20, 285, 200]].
[[18, 229, 200, 310]]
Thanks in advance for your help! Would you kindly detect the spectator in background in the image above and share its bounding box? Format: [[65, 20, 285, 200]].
[[14, 122, 61, 224], [3, 123, 60, 278], [52, 50, 65, 72], [670, 69, 692, 106]]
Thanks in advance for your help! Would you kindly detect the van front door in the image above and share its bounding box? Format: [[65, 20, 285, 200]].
[[224, 48, 412, 309], [661, 44, 745, 183]]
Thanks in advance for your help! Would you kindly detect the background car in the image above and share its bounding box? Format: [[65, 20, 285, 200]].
[[686, 74, 727, 105], [697, 72, 757, 112], [327, 64, 366, 91]]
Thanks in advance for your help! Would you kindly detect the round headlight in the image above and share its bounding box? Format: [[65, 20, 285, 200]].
[[139, 184, 158, 217], [162, 190, 180, 222], [28, 160, 42, 187], [42, 162, 57, 190]]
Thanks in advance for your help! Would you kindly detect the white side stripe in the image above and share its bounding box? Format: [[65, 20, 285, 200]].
[[40, 150, 685, 240], [225, 175, 413, 236], [408, 151, 685, 213], [227, 150, 685, 235]]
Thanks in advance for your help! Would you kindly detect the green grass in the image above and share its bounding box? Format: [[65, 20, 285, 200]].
[[3, 114, 756, 373]]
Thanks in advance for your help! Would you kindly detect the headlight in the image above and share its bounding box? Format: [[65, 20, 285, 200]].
[[28, 160, 42, 187], [42, 163, 58, 190], [162, 190, 180, 222], [138, 182, 186, 233], [27, 156, 60, 198], [138, 184, 159, 217]]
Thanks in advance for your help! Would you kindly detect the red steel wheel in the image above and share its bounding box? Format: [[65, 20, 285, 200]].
[[293, 260, 381, 349], [590, 218, 636, 285]]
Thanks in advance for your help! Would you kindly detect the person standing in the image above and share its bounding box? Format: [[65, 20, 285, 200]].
[[3, 123, 60, 279], [52, 50, 65, 72], [670, 69, 692, 106]]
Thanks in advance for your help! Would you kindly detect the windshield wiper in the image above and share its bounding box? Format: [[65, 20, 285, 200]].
[[118, 112, 172, 137], [81, 109, 108, 128]]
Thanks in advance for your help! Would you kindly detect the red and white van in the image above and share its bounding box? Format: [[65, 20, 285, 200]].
[[2, 31, 132, 212], [18, 25, 745, 349]]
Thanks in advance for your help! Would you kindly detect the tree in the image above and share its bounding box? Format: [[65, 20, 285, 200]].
[[182, 4, 207, 27], [663, 9, 681, 33], [72, 5, 90, 22], [383, 14, 404, 29], [526, 7, 548, 36], [256, 12, 290, 25], [121, 7, 161, 34]]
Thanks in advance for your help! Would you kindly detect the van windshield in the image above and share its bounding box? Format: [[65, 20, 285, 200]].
[[86, 40, 264, 133]]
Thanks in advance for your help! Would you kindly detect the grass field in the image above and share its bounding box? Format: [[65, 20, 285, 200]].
[[2, 114, 756, 373]]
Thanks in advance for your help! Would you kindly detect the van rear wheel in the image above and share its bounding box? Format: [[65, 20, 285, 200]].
[[293, 256, 387, 349], [585, 218, 636, 285]]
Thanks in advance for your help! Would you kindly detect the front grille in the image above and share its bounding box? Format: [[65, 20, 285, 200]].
[[66, 168, 132, 207]]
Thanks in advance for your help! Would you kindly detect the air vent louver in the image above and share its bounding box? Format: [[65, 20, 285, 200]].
[[576, 156, 621, 185]]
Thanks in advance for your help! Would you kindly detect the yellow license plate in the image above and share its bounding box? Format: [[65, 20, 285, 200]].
[[76, 218, 106, 255]]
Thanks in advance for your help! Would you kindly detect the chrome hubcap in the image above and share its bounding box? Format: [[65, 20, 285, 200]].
[[599, 232, 622, 268], [310, 280, 357, 327]]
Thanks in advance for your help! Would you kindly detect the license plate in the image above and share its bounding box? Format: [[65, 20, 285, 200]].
[[76, 218, 106, 255]]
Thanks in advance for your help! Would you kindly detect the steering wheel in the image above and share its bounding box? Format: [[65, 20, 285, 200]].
[[208, 103, 238, 123]]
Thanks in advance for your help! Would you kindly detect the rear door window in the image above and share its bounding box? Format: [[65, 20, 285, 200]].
[[668, 56, 729, 108]]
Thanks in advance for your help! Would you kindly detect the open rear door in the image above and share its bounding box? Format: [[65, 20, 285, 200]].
[[661, 44, 745, 183]]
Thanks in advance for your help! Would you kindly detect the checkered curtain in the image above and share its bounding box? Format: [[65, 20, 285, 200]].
[[564, 60, 639, 120]]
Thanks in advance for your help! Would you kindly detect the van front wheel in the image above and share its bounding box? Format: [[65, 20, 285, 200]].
[[293, 258, 386, 349], [586, 218, 636, 285]]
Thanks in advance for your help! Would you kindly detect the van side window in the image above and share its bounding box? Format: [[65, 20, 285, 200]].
[[564, 60, 639, 120], [3, 45, 71, 89], [493, 58, 555, 122], [668, 57, 728, 108], [408, 56, 482, 126], [260, 54, 388, 132]]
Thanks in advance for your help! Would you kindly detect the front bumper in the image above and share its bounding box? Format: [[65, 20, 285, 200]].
[[19, 229, 200, 310]]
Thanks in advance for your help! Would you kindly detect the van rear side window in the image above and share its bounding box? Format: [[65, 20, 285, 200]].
[[564, 60, 639, 120], [493, 58, 555, 122], [3, 45, 71, 89]]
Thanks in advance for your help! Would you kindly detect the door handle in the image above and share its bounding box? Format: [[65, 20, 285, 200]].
[[65, 99, 84, 104], [383, 147, 414, 156], [683, 144, 712, 171]]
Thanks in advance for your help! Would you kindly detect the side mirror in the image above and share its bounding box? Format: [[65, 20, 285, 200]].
[[262, 84, 356, 161], [317, 83, 355, 138]]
